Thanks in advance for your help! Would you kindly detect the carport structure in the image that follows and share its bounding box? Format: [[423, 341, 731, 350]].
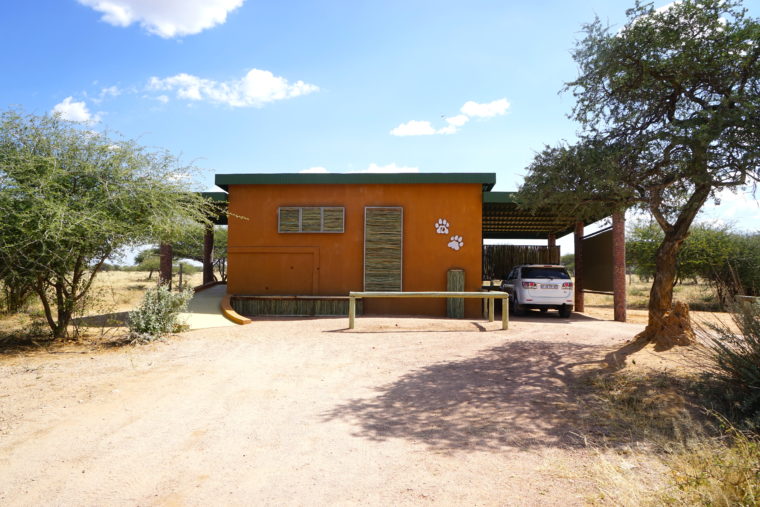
[[482, 191, 627, 322], [164, 175, 628, 323]]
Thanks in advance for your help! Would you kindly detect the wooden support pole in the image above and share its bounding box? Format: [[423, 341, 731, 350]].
[[348, 297, 356, 329], [488, 297, 495, 322], [159, 243, 173, 288], [203, 224, 214, 285], [612, 211, 627, 322], [502, 296, 509, 330], [548, 233, 557, 263], [574, 221, 584, 312]]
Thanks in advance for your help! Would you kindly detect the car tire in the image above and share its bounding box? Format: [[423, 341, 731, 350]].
[[513, 302, 526, 317], [559, 305, 572, 318]]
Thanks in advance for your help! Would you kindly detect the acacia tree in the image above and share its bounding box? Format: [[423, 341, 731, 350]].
[[518, 0, 759, 347], [134, 226, 228, 281], [166, 226, 228, 281], [0, 110, 218, 339]]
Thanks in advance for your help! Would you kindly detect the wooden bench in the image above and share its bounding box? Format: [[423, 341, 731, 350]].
[[348, 291, 509, 330]]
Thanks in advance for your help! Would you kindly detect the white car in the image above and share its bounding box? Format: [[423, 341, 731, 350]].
[[500, 264, 574, 318]]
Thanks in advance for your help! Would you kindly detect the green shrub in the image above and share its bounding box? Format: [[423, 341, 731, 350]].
[[128, 285, 193, 343], [704, 301, 760, 430]]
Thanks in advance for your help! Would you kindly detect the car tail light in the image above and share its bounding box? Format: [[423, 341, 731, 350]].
[[522, 281, 537, 288], [562, 282, 573, 289]]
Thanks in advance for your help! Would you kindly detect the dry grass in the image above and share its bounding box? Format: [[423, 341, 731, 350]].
[[588, 428, 760, 506], [85, 270, 202, 313], [0, 270, 203, 349], [573, 356, 760, 506], [582, 276, 730, 328]]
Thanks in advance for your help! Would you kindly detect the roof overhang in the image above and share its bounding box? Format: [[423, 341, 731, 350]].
[[201, 191, 228, 225], [215, 172, 496, 192], [483, 191, 583, 240]]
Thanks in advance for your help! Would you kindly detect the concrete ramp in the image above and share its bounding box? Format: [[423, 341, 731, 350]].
[[180, 284, 240, 330]]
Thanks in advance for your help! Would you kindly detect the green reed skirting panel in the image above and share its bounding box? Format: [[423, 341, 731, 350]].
[[231, 297, 362, 316], [364, 207, 403, 291]]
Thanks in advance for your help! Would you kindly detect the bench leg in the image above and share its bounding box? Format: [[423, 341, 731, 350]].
[[502, 296, 509, 330], [488, 297, 495, 322], [349, 297, 356, 329]]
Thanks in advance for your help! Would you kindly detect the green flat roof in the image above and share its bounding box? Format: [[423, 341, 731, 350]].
[[482, 191, 518, 204], [215, 172, 496, 191], [201, 191, 228, 202], [200, 191, 229, 225]]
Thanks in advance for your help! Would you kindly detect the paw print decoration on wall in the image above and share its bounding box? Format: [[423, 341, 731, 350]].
[[448, 235, 464, 251], [434, 218, 449, 234]]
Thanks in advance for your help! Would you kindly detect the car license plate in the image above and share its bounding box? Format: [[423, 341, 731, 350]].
[[541, 284, 558, 289]]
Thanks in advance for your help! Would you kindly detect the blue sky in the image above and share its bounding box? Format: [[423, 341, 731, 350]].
[[2, 0, 758, 246]]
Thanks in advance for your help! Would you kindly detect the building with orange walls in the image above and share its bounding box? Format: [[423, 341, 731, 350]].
[[216, 173, 495, 318]]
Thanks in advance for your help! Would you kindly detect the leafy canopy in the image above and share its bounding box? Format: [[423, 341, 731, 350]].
[[516, 0, 759, 342], [519, 0, 760, 226], [0, 110, 218, 337]]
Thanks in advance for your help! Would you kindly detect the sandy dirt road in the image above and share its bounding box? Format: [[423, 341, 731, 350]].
[[0, 314, 644, 506]]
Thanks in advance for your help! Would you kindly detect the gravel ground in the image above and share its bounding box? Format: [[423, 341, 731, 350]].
[[0, 313, 646, 506]]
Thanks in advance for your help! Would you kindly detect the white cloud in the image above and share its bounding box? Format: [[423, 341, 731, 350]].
[[148, 69, 318, 107], [300, 166, 329, 173], [460, 98, 510, 118], [446, 114, 470, 127], [77, 0, 244, 38], [391, 98, 509, 136], [699, 187, 760, 231], [51, 97, 100, 123], [390, 120, 437, 136], [354, 163, 419, 174], [100, 85, 121, 98], [91, 85, 122, 104]]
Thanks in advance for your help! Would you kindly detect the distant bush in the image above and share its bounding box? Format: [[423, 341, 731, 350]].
[[627, 222, 760, 302], [128, 285, 192, 343], [703, 300, 760, 430], [560, 253, 575, 275]]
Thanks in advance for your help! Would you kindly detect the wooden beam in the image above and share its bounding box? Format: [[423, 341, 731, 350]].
[[502, 295, 509, 330], [574, 222, 584, 312], [347, 292, 510, 330], [612, 211, 627, 322], [348, 297, 356, 329]]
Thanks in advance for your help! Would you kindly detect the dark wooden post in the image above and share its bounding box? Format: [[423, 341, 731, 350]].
[[159, 243, 173, 288], [612, 211, 627, 322], [574, 221, 584, 312], [547, 233, 557, 263], [203, 225, 214, 285]]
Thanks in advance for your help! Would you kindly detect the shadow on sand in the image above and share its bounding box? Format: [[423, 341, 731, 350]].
[[323, 338, 651, 452]]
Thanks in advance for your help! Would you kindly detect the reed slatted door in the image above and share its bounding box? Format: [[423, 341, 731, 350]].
[[364, 207, 403, 291]]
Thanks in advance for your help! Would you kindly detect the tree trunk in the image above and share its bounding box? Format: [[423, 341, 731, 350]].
[[635, 232, 695, 348]]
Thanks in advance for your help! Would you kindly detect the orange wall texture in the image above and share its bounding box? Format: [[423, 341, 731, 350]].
[[227, 183, 483, 317]]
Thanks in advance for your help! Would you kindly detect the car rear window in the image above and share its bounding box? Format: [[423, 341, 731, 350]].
[[520, 267, 570, 279]]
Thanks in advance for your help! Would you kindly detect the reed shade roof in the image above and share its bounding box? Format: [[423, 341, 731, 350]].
[[483, 192, 579, 239], [364, 207, 403, 291]]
